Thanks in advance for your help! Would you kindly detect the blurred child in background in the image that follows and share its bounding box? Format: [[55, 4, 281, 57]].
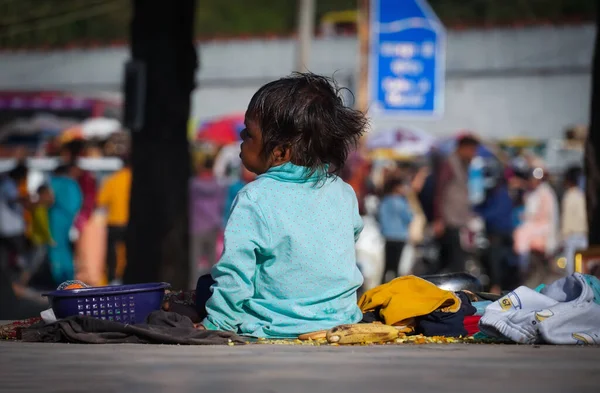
[[20, 185, 54, 286], [378, 178, 413, 283]]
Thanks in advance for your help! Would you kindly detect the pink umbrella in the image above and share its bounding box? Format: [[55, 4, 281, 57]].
[[196, 114, 245, 145]]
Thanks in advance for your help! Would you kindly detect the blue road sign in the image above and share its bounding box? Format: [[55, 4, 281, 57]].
[[369, 0, 446, 118]]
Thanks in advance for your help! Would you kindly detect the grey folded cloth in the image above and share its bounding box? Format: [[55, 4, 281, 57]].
[[21, 310, 246, 345]]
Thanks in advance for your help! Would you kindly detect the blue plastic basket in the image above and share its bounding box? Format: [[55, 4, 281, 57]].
[[43, 282, 171, 324]]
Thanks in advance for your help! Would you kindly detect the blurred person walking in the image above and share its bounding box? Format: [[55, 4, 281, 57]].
[[0, 165, 28, 275], [561, 166, 587, 274], [96, 157, 132, 284], [341, 147, 372, 216], [61, 140, 97, 235], [399, 167, 428, 276], [15, 161, 33, 242], [0, 166, 48, 320], [61, 140, 97, 278], [48, 164, 83, 285], [507, 167, 528, 229], [513, 165, 560, 288], [190, 157, 225, 288], [20, 185, 55, 286], [378, 178, 413, 283], [475, 165, 517, 293], [432, 135, 479, 273], [418, 149, 443, 224]]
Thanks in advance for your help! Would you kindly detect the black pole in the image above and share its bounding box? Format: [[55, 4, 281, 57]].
[[586, 9, 600, 246], [124, 0, 198, 289]]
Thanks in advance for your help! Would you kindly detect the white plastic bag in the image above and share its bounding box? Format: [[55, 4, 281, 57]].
[[356, 215, 385, 291]]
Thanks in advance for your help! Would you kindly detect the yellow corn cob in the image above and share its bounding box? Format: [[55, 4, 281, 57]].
[[326, 324, 400, 345], [298, 330, 328, 341]]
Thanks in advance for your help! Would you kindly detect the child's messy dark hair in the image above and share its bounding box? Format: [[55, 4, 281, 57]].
[[246, 72, 368, 178]]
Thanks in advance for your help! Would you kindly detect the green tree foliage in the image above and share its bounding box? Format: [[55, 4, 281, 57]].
[[0, 0, 595, 49], [195, 0, 356, 36], [0, 0, 131, 48]]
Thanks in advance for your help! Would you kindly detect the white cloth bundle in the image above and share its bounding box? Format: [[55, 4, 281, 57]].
[[479, 273, 600, 344]]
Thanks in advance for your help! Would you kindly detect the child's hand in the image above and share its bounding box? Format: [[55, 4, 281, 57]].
[[194, 323, 206, 330]]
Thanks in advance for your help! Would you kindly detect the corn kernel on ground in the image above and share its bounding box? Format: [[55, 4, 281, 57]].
[[239, 335, 498, 346]]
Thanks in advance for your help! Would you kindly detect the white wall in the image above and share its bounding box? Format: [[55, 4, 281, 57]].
[[373, 73, 592, 139], [192, 87, 257, 120], [0, 24, 594, 140]]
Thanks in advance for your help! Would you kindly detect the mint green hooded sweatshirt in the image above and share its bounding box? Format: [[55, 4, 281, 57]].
[[203, 162, 364, 338]]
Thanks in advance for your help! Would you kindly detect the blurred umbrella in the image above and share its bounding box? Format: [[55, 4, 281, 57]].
[[0, 114, 77, 143], [59, 117, 122, 145], [81, 117, 121, 139], [368, 149, 419, 161], [196, 114, 245, 145], [58, 126, 84, 144], [366, 127, 436, 157]]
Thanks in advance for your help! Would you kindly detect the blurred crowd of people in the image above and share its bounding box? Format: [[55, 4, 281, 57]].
[[344, 134, 587, 294], [0, 140, 132, 303], [1, 131, 588, 305], [188, 154, 256, 289]]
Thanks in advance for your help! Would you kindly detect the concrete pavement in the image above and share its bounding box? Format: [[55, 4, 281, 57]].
[[1, 341, 599, 393]]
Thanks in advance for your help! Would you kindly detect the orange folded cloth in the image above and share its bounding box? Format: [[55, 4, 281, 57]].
[[358, 275, 462, 326]]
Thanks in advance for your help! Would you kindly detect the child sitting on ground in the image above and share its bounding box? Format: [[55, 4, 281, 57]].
[[194, 73, 368, 338]]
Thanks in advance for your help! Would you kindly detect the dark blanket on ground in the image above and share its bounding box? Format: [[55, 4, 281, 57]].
[[20, 310, 246, 345], [416, 291, 477, 337]]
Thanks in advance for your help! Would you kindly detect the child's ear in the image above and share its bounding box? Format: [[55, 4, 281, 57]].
[[272, 145, 292, 166]]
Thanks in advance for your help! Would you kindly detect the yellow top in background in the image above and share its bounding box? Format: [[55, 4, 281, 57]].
[[96, 167, 132, 226]]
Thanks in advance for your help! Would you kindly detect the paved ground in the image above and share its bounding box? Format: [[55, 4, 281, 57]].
[[1, 341, 599, 393]]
